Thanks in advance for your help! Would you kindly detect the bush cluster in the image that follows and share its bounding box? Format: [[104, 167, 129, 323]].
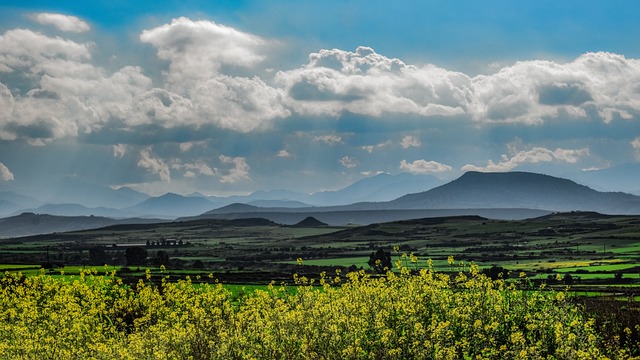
[[0, 261, 634, 359]]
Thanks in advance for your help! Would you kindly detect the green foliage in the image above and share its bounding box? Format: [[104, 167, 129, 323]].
[[1, 261, 633, 359]]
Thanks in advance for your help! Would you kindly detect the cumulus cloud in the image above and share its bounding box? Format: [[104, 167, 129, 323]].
[[401, 135, 421, 149], [2, 16, 640, 149], [0, 28, 154, 142], [462, 147, 590, 172], [138, 148, 171, 182], [400, 159, 452, 174], [140, 17, 268, 81], [0, 28, 91, 74], [340, 156, 358, 168], [275, 47, 640, 125], [0, 162, 14, 181], [139, 18, 289, 132], [219, 155, 250, 183], [30, 13, 90, 33], [276, 46, 470, 118], [632, 137, 640, 160], [471, 52, 640, 124]]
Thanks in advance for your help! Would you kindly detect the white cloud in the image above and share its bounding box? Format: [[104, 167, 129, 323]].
[[172, 161, 216, 177], [140, 17, 269, 81], [179, 141, 207, 152], [400, 159, 452, 174], [139, 18, 289, 132], [0, 28, 91, 74], [462, 147, 590, 172], [113, 144, 127, 158], [361, 141, 391, 153], [276, 150, 292, 158], [632, 137, 640, 160], [31, 13, 90, 33], [219, 155, 250, 183], [340, 156, 358, 168], [138, 148, 171, 182], [314, 135, 343, 144], [276, 47, 640, 125], [276, 46, 470, 118], [0, 162, 14, 181], [0, 29, 154, 142], [401, 135, 421, 149]]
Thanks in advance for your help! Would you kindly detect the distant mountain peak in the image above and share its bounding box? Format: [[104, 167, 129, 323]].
[[390, 171, 640, 214]]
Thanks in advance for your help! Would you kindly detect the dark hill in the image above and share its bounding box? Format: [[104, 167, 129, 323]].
[[292, 216, 328, 228], [387, 171, 640, 214], [227, 218, 279, 227], [0, 212, 167, 238], [205, 203, 263, 215]]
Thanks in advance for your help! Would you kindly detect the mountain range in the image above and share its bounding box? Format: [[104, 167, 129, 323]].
[[2, 171, 640, 237], [0, 172, 442, 219]]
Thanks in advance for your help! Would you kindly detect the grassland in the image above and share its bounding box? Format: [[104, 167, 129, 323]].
[[0, 212, 638, 297]]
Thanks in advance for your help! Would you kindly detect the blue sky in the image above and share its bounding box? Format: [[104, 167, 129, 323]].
[[1, 0, 640, 197]]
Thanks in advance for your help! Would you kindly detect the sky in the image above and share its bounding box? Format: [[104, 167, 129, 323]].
[[1, 0, 640, 197]]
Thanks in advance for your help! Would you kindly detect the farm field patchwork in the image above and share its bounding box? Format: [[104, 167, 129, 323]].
[[1, 211, 640, 357]]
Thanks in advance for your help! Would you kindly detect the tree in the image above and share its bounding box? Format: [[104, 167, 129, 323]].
[[482, 266, 507, 280], [88, 246, 109, 266], [368, 249, 392, 273], [152, 250, 170, 266], [125, 247, 147, 266], [563, 273, 574, 285]]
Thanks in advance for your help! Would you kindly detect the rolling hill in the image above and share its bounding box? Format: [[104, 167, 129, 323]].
[[0, 212, 167, 238]]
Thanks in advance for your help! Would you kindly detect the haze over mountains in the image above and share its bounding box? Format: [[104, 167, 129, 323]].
[[0, 173, 442, 219], [2, 170, 640, 237]]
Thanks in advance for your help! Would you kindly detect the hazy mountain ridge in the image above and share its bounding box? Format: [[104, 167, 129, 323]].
[[123, 193, 216, 218], [0, 172, 443, 218], [387, 171, 640, 214], [3, 171, 640, 236]]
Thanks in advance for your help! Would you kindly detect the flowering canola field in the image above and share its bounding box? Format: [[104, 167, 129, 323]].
[[0, 262, 634, 359]]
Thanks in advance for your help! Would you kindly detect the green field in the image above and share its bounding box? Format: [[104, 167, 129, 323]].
[[0, 212, 638, 298]]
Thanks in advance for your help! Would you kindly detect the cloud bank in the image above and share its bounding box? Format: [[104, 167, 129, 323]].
[[1, 16, 640, 145], [1, 14, 639, 195]]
